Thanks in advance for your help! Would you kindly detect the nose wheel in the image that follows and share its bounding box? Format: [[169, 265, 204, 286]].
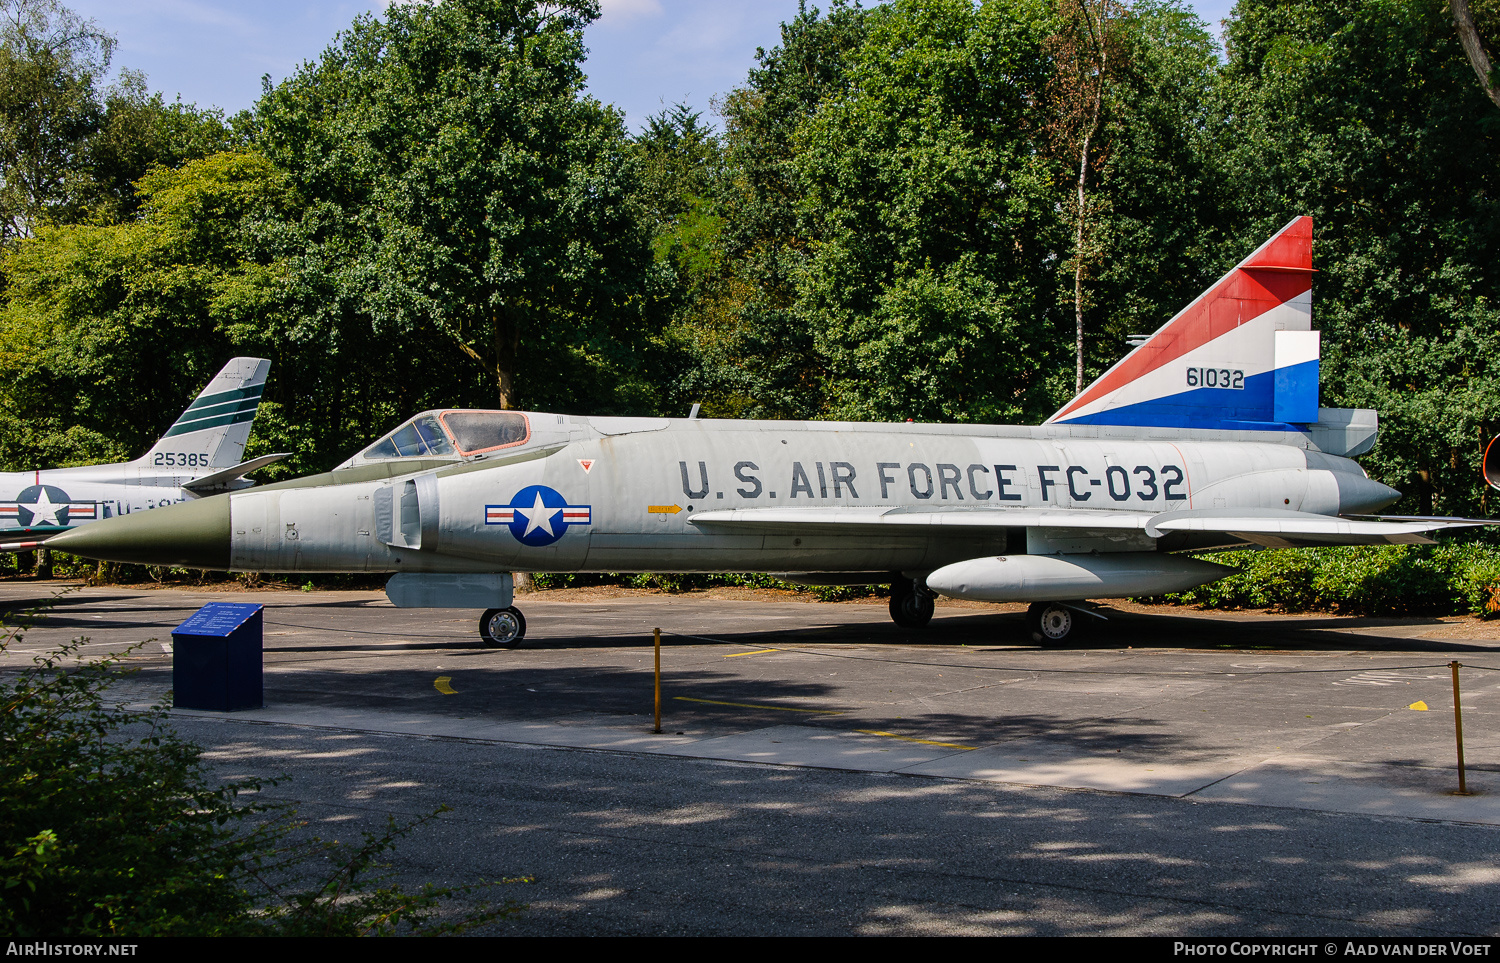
[[479, 607, 527, 649]]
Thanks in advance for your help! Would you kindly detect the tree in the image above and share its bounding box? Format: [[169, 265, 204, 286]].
[[0, 0, 237, 245], [793, 0, 1061, 424], [1068, 1, 1227, 392], [1451, 0, 1500, 110], [636, 103, 722, 246], [1219, 0, 1500, 516], [256, 0, 656, 412], [0, 150, 301, 472], [0, 0, 113, 242], [1044, 0, 1130, 393], [83, 69, 240, 224], [699, 0, 870, 419]]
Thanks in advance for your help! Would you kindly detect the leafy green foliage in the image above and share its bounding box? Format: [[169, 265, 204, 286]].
[[528, 570, 885, 601], [0, 1, 234, 242], [1166, 543, 1500, 616], [84, 69, 240, 224], [256, 0, 659, 414], [0, 0, 114, 243], [1081, 1, 1228, 389], [677, 0, 871, 420], [676, 0, 1227, 425], [0, 149, 301, 472], [0, 608, 525, 935], [1216, 0, 1500, 516], [794, 0, 1062, 423]]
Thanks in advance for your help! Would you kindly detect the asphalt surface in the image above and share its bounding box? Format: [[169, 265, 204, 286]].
[[5, 580, 1500, 936]]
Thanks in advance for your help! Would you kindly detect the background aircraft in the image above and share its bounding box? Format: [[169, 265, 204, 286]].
[[2, 357, 285, 553], [47, 219, 1492, 645]]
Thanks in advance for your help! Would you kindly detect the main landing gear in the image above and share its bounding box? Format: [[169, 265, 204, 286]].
[[1025, 602, 1092, 646], [889, 576, 935, 629], [479, 606, 527, 649]]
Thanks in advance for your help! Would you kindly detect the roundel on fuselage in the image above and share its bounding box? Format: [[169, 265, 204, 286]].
[[8, 485, 80, 528], [483, 485, 592, 547]]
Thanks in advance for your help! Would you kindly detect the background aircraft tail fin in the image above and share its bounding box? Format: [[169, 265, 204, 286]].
[[1046, 215, 1319, 431], [140, 358, 272, 470]]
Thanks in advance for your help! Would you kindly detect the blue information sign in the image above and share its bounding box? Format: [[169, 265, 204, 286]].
[[175, 602, 262, 637], [172, 602, 264, 711]]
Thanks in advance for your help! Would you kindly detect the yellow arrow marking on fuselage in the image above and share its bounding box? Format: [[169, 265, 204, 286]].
[[434, 676, 457, 695], [649, 505, 682, 515]]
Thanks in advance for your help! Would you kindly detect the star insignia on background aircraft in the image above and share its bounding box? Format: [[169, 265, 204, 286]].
[[27, 488, 61, 527], [0, 487, 98, 534], [0, 485, 88, 528], [0, 358, 288, 553], [46, 217, 1498, 650]]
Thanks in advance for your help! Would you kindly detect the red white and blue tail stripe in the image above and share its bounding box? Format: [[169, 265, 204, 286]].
[[1047, 216, 1319, 431]]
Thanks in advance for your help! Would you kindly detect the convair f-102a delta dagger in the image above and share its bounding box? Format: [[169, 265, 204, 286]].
[[1, 358, 284, 553], [47, 218, 1492, 645]]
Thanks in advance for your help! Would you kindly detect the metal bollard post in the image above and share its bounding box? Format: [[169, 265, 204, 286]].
[[1451, 660, 1470, 795], [653, 627, 662, 734]]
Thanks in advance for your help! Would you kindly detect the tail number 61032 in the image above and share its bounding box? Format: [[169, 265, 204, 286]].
[[1186, 367, 1244, 389]]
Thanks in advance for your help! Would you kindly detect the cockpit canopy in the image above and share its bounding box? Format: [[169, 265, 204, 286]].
[[355, 410, 530, 463]]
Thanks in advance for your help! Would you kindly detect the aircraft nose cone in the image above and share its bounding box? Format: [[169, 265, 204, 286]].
[[1333, 471, 1402, 515], [46, 496, 231, 569]]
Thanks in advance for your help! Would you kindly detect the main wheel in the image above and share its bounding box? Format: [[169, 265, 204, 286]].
[[1026, 602, 1078, 646], [479, 606, 527, 649], [889, 579, 935, 628]]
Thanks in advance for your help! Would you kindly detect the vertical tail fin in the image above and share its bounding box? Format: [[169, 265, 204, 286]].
[[140, 358, 271, 470], [1046, 216, 1318, 431]]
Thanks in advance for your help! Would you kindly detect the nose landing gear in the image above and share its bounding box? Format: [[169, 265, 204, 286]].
[[479, 606, 527, 648]]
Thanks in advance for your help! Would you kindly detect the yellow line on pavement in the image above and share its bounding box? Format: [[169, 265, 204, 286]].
[[675, 696, 841, 715], [724, 648, 778, 658], [855, 729, 974, 750], [434, 676, 457, 695]]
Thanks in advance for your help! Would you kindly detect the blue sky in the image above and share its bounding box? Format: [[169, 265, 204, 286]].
[[69, 1, 1238, 131]]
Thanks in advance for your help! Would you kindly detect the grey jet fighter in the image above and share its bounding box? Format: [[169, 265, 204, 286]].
[[47, 218, 1492, 645], [2, 357, 285, 553]]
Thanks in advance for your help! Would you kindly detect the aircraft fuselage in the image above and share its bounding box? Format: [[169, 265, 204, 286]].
[[0, 464, 198, 541], [215, 418, 1391, 575]]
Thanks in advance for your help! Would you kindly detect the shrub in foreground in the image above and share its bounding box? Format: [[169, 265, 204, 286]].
[[0, 608, 524, 936]]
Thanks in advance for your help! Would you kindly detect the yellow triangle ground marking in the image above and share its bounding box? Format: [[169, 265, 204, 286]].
[[434, 676, 457, 695], [1409, 701, 1428, 711]]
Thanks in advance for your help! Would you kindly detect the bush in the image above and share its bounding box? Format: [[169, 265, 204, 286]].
[[528, 570, 888, 600], [0, 603, 525, 936], [1165, 543, 1500, 617]]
